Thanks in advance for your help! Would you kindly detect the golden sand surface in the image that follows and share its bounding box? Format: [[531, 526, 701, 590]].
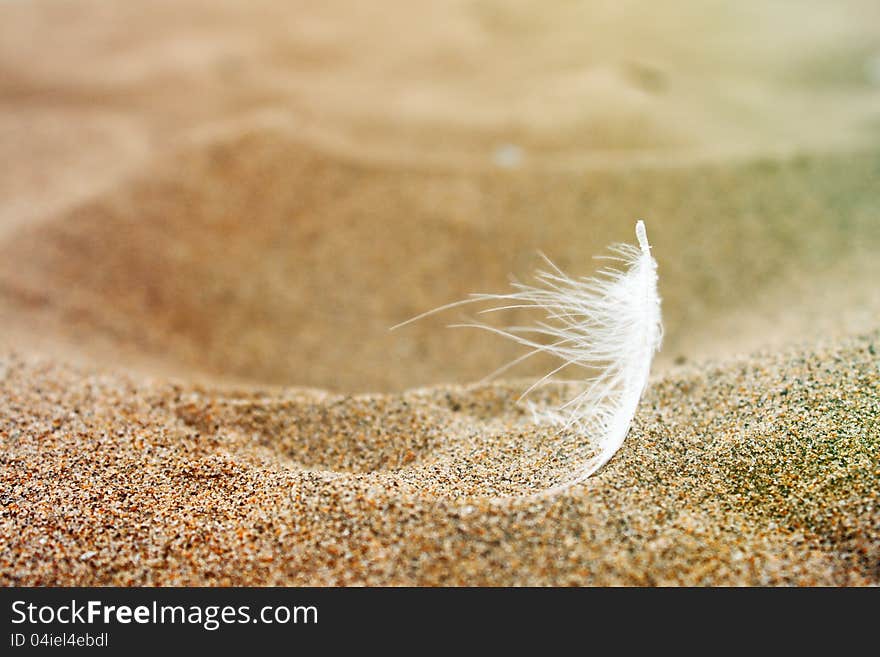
[[0, 0, 878, 585]]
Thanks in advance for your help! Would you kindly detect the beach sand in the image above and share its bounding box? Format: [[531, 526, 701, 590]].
[[1, 0, 879, 585]]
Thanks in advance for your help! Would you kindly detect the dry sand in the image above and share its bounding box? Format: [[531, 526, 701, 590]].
[[1, 0, 879, 585], [1, 335, 878, 585]]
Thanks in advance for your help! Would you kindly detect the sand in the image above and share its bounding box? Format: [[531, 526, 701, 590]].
[[1, 0, 879, 585], [1, 335, 878, 585]]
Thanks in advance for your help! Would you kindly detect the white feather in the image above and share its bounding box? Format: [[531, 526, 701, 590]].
[[394, 220, 662, 492]]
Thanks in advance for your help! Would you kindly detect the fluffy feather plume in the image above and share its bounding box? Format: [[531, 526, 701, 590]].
[[394, 220, 662, 491]]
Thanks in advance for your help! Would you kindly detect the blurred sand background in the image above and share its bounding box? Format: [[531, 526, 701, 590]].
[[1, 0, 878, 585]]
